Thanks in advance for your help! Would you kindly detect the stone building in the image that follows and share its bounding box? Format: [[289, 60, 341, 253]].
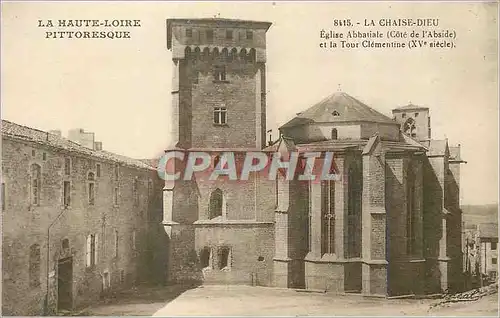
[[162, 18, 465, 296], [1, 120, 166, 315]]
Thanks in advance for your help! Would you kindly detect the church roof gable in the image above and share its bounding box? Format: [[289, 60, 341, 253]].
[[280, 92, 396, 129]]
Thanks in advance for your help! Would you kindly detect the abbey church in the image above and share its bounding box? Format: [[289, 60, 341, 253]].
[[162, 18, 465, 296]]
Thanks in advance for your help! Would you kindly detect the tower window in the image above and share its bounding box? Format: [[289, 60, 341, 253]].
[[226, 30, 233, 39], [186, 28, 192, 37], [209, 188, 224, 219], [403, 118, 417, 138], [214, 107, 227, 125], [63, 181, 71, 207], [200, 247, 211, 268], [213, 65, 227, 82], [218, 247, 231, 269], [64, 157, 71, 175], [331, 128, 338, 140], [206, 29, 214, 42], [246, 31, 253, 40]]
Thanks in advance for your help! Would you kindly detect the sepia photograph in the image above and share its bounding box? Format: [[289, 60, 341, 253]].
[[1, 0, 499, 316]]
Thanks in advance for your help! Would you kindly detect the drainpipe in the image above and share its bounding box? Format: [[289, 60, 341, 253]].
[[44, 208, 69, 315]]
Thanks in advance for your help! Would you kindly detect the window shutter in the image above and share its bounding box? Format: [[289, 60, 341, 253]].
[[95, 233, 99, 265], [86, 235, 91, 267]]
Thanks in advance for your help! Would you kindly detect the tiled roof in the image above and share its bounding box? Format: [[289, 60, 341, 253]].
[[426, 139, 448, 157], [280, 92, 396, 129], [2, 120, 155, 170], [393, 103, 429, 111]]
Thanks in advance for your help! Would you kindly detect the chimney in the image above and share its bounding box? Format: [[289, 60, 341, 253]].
[[68, 128, 95, 149], [267, 129, 273, 146], [94, 141, 103, 151]]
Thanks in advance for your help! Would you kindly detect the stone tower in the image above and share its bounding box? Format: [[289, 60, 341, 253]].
[[392, 104, 431, 141], [166, 18, 272, 149], [163, 18, 275, 285]]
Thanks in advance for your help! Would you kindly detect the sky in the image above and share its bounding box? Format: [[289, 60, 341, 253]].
[[1, 1, 498, 205]]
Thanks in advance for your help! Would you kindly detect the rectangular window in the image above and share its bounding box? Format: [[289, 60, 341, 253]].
[[492, 258, 497, 265], [42, 152, 46, 161], [206, 29, 214, 42], [96, 164, 101, 177], [132, 230, 136, 251], [63, 181, 71, 207], [415, 112, 419, 117], [114, 165, 119, 181], [2, 182, 5, 211], [491, 242, 497, 250], [114, 230, 119, 258], [31, 164, 41, 205], [226, 30, 233, 39], [218, 247, 231, 270], [88, 183, 95, 205], [64, 157, 71, 175], [213, 107, 227, 125], [200, 247, 211, 269], [246, 30, 253, 40], [113, 187, 119, 205], [186, 28, 192, 37], [214, 65, 227, 81]]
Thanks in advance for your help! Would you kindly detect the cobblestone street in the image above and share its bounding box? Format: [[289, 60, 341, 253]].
[[84, 285, 498, 316]]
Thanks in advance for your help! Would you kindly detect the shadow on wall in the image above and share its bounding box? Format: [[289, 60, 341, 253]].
[[423, 158, 444, 294]]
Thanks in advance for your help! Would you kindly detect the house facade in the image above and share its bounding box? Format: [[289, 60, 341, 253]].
[[1, 121, 165, 315]]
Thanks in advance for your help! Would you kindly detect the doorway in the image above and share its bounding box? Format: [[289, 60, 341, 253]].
[[57, 257, 73, 311]]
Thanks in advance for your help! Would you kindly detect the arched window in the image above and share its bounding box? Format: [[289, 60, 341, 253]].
[[29, 244, 41, 287], [403, 118, 417, 138], [346, 162, 362, 258], [331, 128, 338, 140], [321, 180, 335, 255], [332, 110, 340, 117], [209, 188, 224, 219], [30, 164, 41, 205]]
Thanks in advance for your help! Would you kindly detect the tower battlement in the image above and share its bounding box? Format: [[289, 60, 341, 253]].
[[167, 18, 272, 150]]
